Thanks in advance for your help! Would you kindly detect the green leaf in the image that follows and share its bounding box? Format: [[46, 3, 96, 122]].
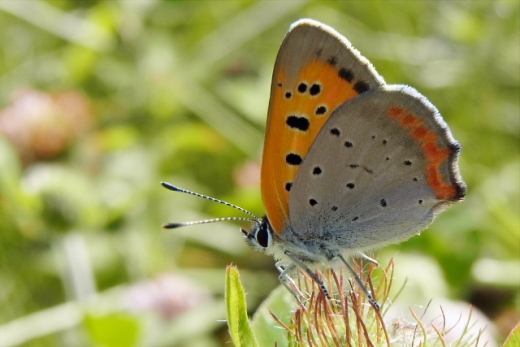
[[225, 265, 260, 347], [503, 322, 520, 347], [251, 285, 296, 347], [84, 312, 141, 347]]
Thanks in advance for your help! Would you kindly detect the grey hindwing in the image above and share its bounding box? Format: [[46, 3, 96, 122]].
[[288, 85, 462, 251]]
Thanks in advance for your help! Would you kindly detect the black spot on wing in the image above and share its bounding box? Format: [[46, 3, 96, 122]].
[[309, 83, 321, 96], [286, 115, 309, 131], [316, 106, 327, 115], [338, 68, 354, 82], [354, 81, 370, 94], [286, 153, 302, 165]]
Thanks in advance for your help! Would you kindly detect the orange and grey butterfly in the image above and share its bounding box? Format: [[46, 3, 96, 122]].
[[163, 18, 466, 310]]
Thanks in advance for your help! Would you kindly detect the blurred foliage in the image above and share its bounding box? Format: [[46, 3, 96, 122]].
[[0, 0, 518, 346]]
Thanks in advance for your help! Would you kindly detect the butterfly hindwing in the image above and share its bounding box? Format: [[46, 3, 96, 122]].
[[288, 85, 466, 251], [261, 19, 385, 234]]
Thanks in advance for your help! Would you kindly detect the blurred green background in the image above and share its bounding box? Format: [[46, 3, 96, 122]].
[[0, 1, 518, 346]]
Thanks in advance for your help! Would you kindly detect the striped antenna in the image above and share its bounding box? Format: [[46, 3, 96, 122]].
[[161, 182, 261, 228], [164, 217, 257, 229]]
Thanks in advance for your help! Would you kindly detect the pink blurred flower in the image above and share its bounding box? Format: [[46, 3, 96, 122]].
[[234, 160, 260, 188], [0, 89, 92, 165], [124, 273, 211, 320]]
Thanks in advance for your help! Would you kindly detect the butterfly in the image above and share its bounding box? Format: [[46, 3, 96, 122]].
[[163, 19, 466, 309]]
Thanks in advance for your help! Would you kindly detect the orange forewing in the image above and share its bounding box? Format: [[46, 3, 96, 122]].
[[261, 59, 363, 234]]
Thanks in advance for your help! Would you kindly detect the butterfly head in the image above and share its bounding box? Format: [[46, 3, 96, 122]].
[[241, 216, 274, 253]]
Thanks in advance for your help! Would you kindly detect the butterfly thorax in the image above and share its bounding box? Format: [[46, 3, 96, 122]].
[[243, 216, 345, 268]]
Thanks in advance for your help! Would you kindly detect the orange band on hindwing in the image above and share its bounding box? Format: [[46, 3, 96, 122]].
[[387, 106, 457, 200]]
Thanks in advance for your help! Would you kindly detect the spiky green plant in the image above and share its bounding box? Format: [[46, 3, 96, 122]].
[[226, 260, 487, 347]]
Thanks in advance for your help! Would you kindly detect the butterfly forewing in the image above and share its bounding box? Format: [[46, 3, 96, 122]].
[[261, 19, 385, 234], [288, 86, 465, 251]]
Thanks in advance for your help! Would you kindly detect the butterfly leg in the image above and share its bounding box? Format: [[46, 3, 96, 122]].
[[275, 262, 307, 305], [284, 251, 332, 300], [337, 254, 380, 310], [358, 252, 379, 266]]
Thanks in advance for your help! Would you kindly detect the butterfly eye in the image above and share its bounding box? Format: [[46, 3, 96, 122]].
[[255, 224, 271, 248]]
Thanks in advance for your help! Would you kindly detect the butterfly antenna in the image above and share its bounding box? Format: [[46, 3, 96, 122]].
[[164, 217, 257, 229], [161, 181, 260, 221]]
